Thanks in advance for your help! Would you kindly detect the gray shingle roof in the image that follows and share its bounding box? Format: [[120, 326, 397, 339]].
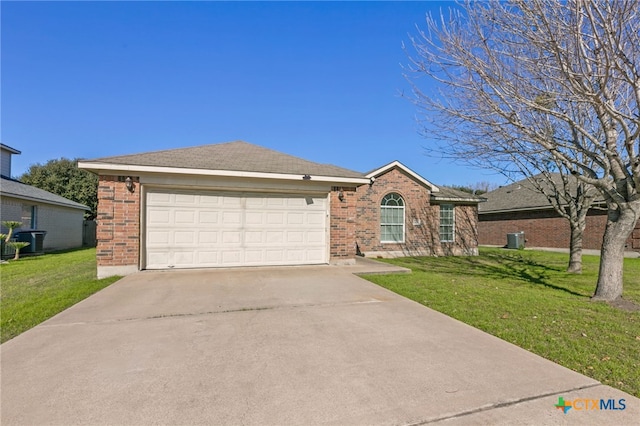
[[432, 186, 486, 203], [1, 177, 89, 210], [478, 174, 603, 213], [82, 141, 365, 179]]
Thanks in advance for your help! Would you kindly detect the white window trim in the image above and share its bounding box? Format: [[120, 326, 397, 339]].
[[380, 193, 405, 244], [440, 204, 455, 243]]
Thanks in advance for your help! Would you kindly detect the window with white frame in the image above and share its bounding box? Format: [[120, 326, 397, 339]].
[[440, 204, 454, 242], [380, 193, 405, 243]]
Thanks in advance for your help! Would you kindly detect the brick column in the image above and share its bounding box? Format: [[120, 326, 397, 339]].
[[96, 175, 140, 278], [330, 187, 357, 264]]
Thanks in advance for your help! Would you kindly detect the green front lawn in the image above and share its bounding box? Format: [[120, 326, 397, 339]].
[[362, 248, 640, 398], [0, 248, 120, 343]]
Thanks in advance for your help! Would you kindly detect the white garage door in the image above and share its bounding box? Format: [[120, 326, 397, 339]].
[[145, 189, 328, 269]]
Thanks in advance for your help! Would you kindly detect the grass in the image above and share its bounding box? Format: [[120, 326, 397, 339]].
[[362, 247, 640, 398], [0, 248, 120, 343]]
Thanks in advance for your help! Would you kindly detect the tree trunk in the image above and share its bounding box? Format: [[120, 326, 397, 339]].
[[567, 220, 584, 274], [592, 204, 640, 301]]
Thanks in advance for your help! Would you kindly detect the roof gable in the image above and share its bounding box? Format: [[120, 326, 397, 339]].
[[365, 161, 440, 192]]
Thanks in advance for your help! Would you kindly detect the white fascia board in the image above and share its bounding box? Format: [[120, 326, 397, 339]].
[[431, 196, 485, 204], [1, 144, 21, 154], [366, 160, 440, 192], [78, 162, 370, 185]]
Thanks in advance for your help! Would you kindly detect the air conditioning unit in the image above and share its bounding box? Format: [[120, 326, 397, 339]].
[[507, 232, 525, 249]]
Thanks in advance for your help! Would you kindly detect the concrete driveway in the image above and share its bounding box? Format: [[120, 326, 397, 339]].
[[2, 260, 638, 425]]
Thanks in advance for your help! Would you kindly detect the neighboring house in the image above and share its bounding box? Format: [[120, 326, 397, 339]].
[[478, 176, 640, 252], [0, 143, 90, 251], [78, 141, 484, 278]]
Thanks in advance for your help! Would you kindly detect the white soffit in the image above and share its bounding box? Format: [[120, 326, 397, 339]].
[[77, 162, 370, 185]]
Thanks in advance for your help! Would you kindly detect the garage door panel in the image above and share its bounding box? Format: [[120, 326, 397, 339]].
[[265, 198, 285, 207], [245, 231, 263, 244], [198, 211, 219, 224], [265, 212, 284, 225], [222, 251, 242, 264], [175, 210, 196, 224], [222, 211, 242, 224], [147, 251, 169, 266], [197, 251, 219, 264], [244, 250, 264, 263], [148, 230, 170, 244], [174, 231, 196, 244], [199, 194, 221, 205], [148, 192, 171, 204], [266, 250, 284, 261], [286, 250, 305, 261], [287, 213, 304, 225], [245, 212, 263, 225], [173, 251, 195, 266], [307, 212, 325, 225], [198, 231, 218, 243], [222, 231, 241, 244], [307, 231, 324, 243], [223, 196, 242, 207], [148, 209, 170, 225], [287, 231, 304, 243], [246, 197, 267, 208], [306, 249, 325, 262], [175, 193, 197, 205], [266, 231, 284, 243], [145, 190, 327, 269]]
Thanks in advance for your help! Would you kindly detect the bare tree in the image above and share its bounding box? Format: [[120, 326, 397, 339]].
[[525, 165, 600, 273], [406, 0, 640, 300]]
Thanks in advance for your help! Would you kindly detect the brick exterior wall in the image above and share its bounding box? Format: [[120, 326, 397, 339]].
[[329, 187, 357, 261], [478, 209, 640, 252], [96, 176, 140, 268], [94, 171, 484, 274], [355, 168, 478, 257]]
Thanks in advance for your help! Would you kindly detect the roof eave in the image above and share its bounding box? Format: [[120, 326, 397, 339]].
[[480, 200, 607, 215], [1, 192, 89, 211], [0, 144, 21, 154], [78, 162, 370, 185], [431, 196, 486, 204]]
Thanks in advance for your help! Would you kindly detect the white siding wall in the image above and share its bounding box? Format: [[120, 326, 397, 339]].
[[37, 204, 84, 250], [1, 150, 12, 177], [0, 196, 84, 250], [0, 198, 23, 233]]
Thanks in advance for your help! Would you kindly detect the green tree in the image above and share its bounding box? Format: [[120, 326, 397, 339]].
[[20, 158, 98, 219]]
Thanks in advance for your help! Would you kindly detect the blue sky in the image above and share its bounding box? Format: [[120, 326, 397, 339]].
[[2, 1, 504, 187]]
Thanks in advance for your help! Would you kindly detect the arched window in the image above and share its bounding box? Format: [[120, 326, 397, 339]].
[[380, 193, 405, 243]]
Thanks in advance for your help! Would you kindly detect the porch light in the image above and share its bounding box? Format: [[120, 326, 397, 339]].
[[125, 176, 135, 193]]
